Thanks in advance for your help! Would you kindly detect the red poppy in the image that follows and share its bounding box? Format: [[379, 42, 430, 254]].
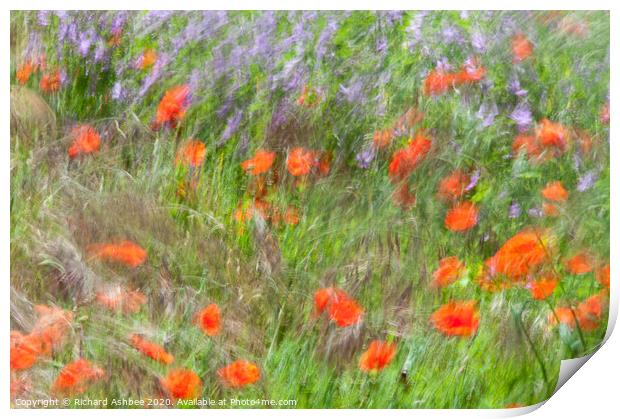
[[283, 205, 300, 225], [40, 70, 61, 93], [526, 274, 558, 300], [596, 264, 610, 288], [542, 202, 560, 217], [10, 331, 39, 371], [432, 256, 464, 288], [52, 359, 104, 395], [129, 334, 174, 364], [68, 125, 101, 159], [194, 303, 221, 336], [575, 293, 606, 331], [423, 70, 456, 96], [160, 369, 202, 400], [445, 201, 478, 232], [388, 134, 432, 182], [512, 33, 533, 62], [373, 129, 393, 149], [241, 150, 276, 175], [327, 293, 364, 327], [455, 60, 486, 84], [541, 181, 568, 203], [359, 340, 397, 373], [155, 85, 190, 128], [175, 139, 206, 167], [512, 134, 542, 160], [437, 170, 470, 201], [565, 252, 594, 275], [16, 61, 34, 85], [95, 286, 147, 314], [287, 147, 317, 176], [430, 301, 480, 337], [536, 119, 568, 153], [217, 360, 261, 388], [29, 305, 73, 356], [87, 240, 147, 268], [549, 307, 577, 328]]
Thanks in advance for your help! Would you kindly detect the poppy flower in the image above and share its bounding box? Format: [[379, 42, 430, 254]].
[[359, 340, 397, 373], [195, 303, 221, 336], [542, 202, 560, 217], [373, 129, 393, 149], [483, 228, 550, 281], [233, 199, 270, 224], [565, 252, 594, 275], [129, 334, 174, 364], [138, 48, 157, 70], [432, 256, 465, 288], [388, 134, 432, 182], [96, 286, 147, 314], [175, 139, 206, 167], [68, 125, 101, 159], [87, 240, 147, 268], [437, 170, 470, 201], [430, 301, 480, 337], [314, 287, 343, 315], [392, 183, 416, 209], [575, 293, 606, 331], [287, 147, 317, 176], [596, 264, 610, 288], [423, 70, 456, 96], [160, 369, 202, 400], [541, 181, 568, 203], [536, 119, 568, 153], [512, 33, 533, 62], [10, 331, 39, 371], [241, 150, 276, 175], [327, 293, 364, 327], [39, 70, 61, 93], [217, 360, 261, 388], [52, 359, 104, 395], [526, 275, 558, 300], [445, 201, 478, 232], [29, 305, 73, 356], [455, 59, 486, 84], [317, 151, 332, 176], [16, 61, 34, 85], [512, 134, 542, 160], [155, 85, 190, 129], [283, 205, 300, 225]]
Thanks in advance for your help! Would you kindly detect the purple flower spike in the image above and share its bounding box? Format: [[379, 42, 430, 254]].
[[356, 145, 376, 169], [465, 169, 481, 191], [477, 101, 499, 128], [577, 170, 599, 192], [509, 102, 533, 132], [508, 202, 521, 218]]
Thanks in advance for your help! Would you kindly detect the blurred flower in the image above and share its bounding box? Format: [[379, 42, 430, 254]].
[[160, 369, 202, 400], [526, 274, 558, 300], [577, 170, 599, 192], [129, 334, 174, 364], [432, 256, 465, 288], [508, 77, 528, 97], [175, 139, 207, 168], [476, 101, 498, 128], [431, 301, 479, 337], [355, 145, 376, 169], [219, 109, 243, 144], [541, 181, 568, 202], [52, 359, 104, 395], [194, 303, 221, 336], [471, 31, 487, 53], [87, 240, 147, 268], [388, 134, 432, 182], [218, 360, 261, 388], [445, 201, 479, 232], [465, 169, 480, 191], [241, 150, 276, 175], [565, 252, 594, 275], [510, 102, 533, 132], [95, 286, 147, 314], [437, 170, 469, 201], [512, 33, 534, 62], [359, 340, 396, 373], [287, 147, 317, 176], [508, 202, 521, 218], [68, 125, 101, 159], [155, 84, 190, 129]]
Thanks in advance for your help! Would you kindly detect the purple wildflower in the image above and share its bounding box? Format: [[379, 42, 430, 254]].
[[111, 82, 125, 101], [471, 31, 487, 54], [508, 77, 528, 97], [339, 79, 366, 104], [509, 102, 533, 132], [442, 25, 464, 45], [577, 170, 599, 192], [356, 145, 376, 169], [219, 110, 243, 145], [476, 101, 499, 128], [508, 202, 521, 218], [465, 170, 480, 191], [37, 11, 51, 26], [436, 57, 453, 73]]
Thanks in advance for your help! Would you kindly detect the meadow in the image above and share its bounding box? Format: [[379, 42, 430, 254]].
[[9, 10, 610, 408]]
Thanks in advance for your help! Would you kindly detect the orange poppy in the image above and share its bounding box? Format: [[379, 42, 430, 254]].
[[437, 170, 470, 201], [283, 205, 300, 225], [160, 369, 202, 400], [87, 240, 147, 268], [129, 334, 174, 364], [565, 252, 594, 275], [455, 60, 486, 84], [423, 70, 456, 96], [155, 85, 190, 128], [139, 48, 158, 70], [217, 360, 261, 388], [29, 305, 73, 356], [16, 61, 34, 85], [484, 228, 550, 281], [536, 119, 568, 153], [430, 300, 480, 337], [95, 286, 147, 314], [10, 331, 39, 371], [596, 264, 610, 288], [388, 134, 432, 182], [314, 287, 343, 315], [541, 181, 568, 203], [52, 359, 104, 395], [194, 303, 221, 336], [68, 125, 101, 159], [575, 293, 606, 331], [39, 70, 61, 93], [317, 151, 332, 176], [432, 256, 464, 288], [526, 275, 558, 300], [241, 150, 276, 175], [373, 129, 393, 149], [175, 139, 206, 167], [359, 340, 397, 373], [445, 201, 478, 232], [542, 202, 560, 217], [512, 134, 542, 160], [512, 33, 533, 62], [327, 292, 364, 327], [287, 147, 317, 176]]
